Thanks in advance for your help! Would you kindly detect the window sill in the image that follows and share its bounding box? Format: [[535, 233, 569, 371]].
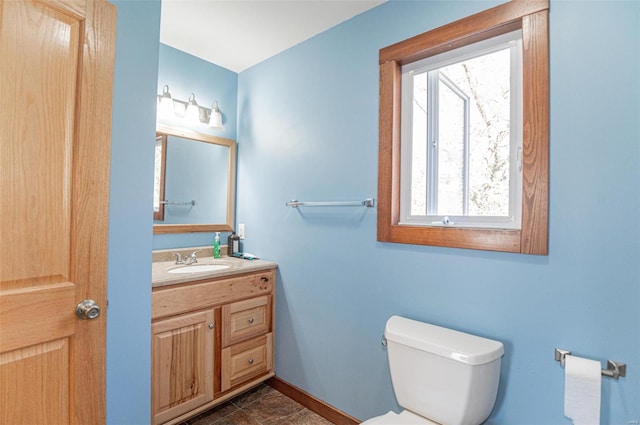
[[380, 224, 526, 253]]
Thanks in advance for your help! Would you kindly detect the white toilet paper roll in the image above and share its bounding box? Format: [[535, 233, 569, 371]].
[[564, 355, 601, 425]]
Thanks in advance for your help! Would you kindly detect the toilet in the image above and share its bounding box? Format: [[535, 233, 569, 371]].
[[362, 316, 504, 425]]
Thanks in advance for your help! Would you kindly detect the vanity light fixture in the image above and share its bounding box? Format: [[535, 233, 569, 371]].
[[156, 84, 222, 128]]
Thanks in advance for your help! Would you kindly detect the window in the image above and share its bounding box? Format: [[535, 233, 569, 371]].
[[378, 0, 549, 254], [401, 31, 522, 230]]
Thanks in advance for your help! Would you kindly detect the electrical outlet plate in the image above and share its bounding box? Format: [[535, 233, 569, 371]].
[[238, 223, 245, 239]]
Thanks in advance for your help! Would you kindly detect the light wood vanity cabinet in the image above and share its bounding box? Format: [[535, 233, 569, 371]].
[[151, 268, 276, 425]]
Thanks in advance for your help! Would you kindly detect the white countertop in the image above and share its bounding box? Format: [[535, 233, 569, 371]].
[[152, 256, 277, 288]]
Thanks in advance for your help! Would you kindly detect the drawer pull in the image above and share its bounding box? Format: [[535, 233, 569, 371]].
[[248, 358, 254, 365], [260, 276, 269, 282], [248, 317, 254, 324]]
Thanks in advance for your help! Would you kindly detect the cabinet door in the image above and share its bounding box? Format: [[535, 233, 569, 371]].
[[152, 310, 215, 425]]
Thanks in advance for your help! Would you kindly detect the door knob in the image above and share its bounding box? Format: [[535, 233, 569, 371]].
[[76, 300, 101, 320]]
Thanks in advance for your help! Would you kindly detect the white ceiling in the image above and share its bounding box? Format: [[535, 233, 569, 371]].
[[160, 0, 386, 73]]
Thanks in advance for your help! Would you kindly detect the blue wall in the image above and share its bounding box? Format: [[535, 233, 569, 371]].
[[157, 43, 237, 141], [108, 16, 237, 423], [154, 44, 238, 249], [237, 1, 640, 424], [108, 1, 160, 424]]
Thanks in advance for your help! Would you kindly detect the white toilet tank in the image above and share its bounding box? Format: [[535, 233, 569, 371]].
[[385, 316, 504, 425]]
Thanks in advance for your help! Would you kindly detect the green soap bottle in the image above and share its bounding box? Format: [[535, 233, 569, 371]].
[[213, 232, 221, 258]]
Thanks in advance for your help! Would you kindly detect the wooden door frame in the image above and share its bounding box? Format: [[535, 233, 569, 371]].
[[70, 0, 117, 422]]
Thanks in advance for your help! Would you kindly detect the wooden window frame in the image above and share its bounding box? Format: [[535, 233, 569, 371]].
[[378, 0, 549, 255]]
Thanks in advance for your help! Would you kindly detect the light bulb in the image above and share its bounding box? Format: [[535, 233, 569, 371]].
[[185, 93, 200, 123], [208, 101, 223, 129], [157, 85, 174, 118]]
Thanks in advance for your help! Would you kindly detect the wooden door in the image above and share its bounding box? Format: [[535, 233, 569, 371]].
[[0, 0, 116, 423], [152, 310, 215, 425]]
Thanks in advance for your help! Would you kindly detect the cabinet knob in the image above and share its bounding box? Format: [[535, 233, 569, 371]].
[[248, 358, 254, 365], [248, 317, 254, 324], [208, 323, 214, 329]]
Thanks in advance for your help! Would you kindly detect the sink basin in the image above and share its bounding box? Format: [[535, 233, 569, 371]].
[[168, 264, 231, 274]]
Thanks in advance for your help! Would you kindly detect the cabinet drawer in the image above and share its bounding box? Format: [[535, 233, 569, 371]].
[[153, 270, 274, 320], [222, 295, 271, 346], [221, 333, 273, 392]]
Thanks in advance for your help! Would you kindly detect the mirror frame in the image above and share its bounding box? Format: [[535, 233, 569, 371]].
[[153, 124, 236, 234], [154, 133, 168, 222]]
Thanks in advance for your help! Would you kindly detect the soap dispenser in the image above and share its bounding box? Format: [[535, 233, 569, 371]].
[[213, 232, 221, 258]]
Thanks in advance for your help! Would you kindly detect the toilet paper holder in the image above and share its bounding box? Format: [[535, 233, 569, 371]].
[[555, 348, 627, 380]]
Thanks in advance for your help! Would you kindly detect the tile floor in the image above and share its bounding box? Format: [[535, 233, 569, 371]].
[[182, 384, 334, 425]]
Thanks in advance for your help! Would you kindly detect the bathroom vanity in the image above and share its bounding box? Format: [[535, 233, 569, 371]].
[[151, 256, 277, 425]]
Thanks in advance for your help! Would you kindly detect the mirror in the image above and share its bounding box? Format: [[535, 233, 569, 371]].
[[153, 124, 236, 234]]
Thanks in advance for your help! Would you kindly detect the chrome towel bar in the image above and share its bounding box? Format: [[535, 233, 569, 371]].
[[160, 200, 196, 206], [286, 198, 375, 208], [554, 348, 626, 380]]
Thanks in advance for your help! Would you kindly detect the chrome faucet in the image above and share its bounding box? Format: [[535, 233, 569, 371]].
[[173, 250, 200, 265], [173, 252, 185, 264], [184, 250, 199, 265]]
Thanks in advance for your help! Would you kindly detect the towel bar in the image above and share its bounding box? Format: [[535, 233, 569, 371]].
[[286, 198, 375, 208], [160, 200, 196, 206]]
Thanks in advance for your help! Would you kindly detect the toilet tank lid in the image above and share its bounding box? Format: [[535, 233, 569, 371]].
[[384, 316, 504, 365]]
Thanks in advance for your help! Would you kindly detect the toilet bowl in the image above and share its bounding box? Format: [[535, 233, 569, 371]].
[[362, 316, 504, 425]]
